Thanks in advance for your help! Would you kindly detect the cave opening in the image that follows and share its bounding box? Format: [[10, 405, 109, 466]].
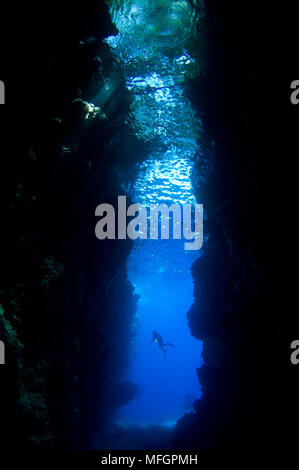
[[104, 0, 210, 430], [117, 237, 203, 427]]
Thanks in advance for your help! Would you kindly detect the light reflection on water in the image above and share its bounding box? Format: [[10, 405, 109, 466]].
[[134, 153, 195, 206], [106, 0, 208, 426]]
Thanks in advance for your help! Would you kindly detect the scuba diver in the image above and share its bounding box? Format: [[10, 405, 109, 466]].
[[151, 330, 176, 359]]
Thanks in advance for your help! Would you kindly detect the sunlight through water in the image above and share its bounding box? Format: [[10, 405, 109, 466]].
[[106, 0, 209, 426]]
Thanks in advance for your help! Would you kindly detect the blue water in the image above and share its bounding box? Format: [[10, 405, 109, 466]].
[[119, 238, 203, 426], [105, 0, 209, 427]]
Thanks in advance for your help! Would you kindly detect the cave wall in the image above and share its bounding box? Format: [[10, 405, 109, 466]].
[[0, 0, 139, 449], [174, 0, 297, 451]]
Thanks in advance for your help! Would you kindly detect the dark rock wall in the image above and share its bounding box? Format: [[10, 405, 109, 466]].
[[175, 0, 297, 452], [0, 1, 138, 449]]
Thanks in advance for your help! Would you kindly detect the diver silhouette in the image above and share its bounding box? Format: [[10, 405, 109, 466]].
[[151, 330, 176, 359]]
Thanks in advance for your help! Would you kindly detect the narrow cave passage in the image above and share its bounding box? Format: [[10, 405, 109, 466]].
[[105, 0, 209, 428], [119, 239, 203, 426]]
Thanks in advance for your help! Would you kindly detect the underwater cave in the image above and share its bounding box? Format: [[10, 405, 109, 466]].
[[1, 0, 295, 457], [100, 0, 208, 438]]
